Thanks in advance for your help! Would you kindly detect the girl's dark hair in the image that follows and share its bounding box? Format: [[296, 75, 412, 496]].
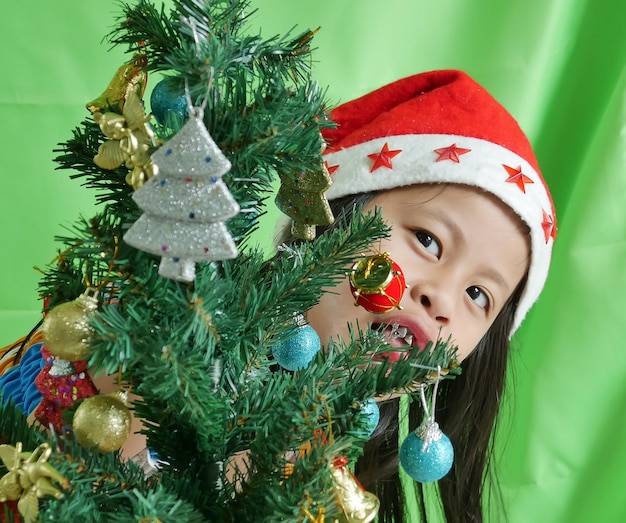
[[278, 191, 525, 522], [355, 281, 523, 523]]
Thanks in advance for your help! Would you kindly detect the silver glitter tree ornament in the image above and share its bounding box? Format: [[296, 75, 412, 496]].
[[124, 107, 240, 282]]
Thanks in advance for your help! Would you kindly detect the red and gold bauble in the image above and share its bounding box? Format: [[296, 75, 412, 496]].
[[348, 253, 406, 313]]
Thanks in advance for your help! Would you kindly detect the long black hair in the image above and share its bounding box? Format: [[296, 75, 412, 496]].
[[277, 189, 527, 522], [355, 279, 524, 522]]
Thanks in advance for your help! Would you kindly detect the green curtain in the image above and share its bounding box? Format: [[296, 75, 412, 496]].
[[1, 1, 624, 521]]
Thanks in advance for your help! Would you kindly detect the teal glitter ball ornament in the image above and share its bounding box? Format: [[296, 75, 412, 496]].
[[399, 420, 454, 483], [358, 398, 380, 436], [272, 319, 321, 371], [150, 78, 188, 125]]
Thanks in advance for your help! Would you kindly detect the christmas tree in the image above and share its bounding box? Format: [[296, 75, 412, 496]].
[[0, 1, 458, 521]]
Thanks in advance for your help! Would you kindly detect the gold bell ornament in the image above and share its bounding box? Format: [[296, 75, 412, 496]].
[[329, 456, 379, 523]]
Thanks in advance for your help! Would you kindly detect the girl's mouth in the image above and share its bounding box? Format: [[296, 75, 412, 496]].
[[372, 323, 426, 363], [384, 325, 416, 348]]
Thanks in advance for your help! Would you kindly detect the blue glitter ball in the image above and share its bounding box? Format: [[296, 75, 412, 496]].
[[150, 79, 188, 125], [399, 429, 454, 483], [358, 398, 380, 436], [272, 325, 321, 371]]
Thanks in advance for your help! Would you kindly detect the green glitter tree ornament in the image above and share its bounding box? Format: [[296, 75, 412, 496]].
[[275, 142, 334, 240]]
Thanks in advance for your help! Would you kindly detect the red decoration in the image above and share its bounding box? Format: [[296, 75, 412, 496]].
[[324, 161, 339, 175], [333, 455, 350, 469], [0, 501, 20, 523], [542, 209, 557, 242], [367, 143, 402, 172], [503, 164, 534, 193], [33, 346, 98, 432], [349, 253, 406, 313], [434, 143, 471, 163]]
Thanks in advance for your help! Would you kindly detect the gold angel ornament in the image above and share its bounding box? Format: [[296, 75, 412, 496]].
[[0, 442, 68, 523]]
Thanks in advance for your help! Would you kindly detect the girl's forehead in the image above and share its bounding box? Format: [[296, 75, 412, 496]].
[[369, 183, 479, 211], [372, 183, 530, 232]]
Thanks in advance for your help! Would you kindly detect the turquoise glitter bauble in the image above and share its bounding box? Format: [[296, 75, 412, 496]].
[[399, 427, 454, 483], [358, 398, 380, 436], [272, 324, 321, 371], [150, 79, 188, 124]]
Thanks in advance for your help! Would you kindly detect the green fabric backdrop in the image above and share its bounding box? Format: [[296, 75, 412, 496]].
[[1, 1, 625, 521]]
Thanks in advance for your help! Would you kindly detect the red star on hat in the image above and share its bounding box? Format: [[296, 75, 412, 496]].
[[367, 142, 402, 172], [434, 143, 471, 163], [503, 164, 534, 193], [325, 161, 339, 175], [542, 210, 556, 242]]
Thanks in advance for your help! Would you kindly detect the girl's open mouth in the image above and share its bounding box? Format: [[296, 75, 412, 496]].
[[371, 324, 425, 363]]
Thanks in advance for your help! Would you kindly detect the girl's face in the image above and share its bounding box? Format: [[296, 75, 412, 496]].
[[306, 184, 530, 361]]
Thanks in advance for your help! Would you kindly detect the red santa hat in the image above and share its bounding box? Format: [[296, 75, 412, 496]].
[[322, 69, 556, 333]]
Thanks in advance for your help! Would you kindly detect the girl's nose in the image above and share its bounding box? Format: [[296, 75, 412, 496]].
[[419, 294, 449, 324], [409, 282, 452, 325]]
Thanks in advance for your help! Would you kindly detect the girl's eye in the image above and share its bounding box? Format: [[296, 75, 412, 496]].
[[466, 286, 490, 310], [415, 230, 441, 257]]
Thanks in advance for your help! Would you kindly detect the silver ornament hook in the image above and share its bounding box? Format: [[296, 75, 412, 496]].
[[180, 15, 212, 114], [416, 365, 443, 450]]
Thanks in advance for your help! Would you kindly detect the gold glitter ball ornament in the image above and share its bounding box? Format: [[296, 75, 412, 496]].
[[41, 289, 99, 361], [73, 391, 131, 453]]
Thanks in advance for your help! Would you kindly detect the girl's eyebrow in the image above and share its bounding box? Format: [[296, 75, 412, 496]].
[[405, 203, 512, 295], [479, 268, 510, 295], [405, 204, 464, 245]]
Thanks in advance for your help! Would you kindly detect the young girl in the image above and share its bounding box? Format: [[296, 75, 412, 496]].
[[295, 69, 557, 521], [0, 69, 555, 522]]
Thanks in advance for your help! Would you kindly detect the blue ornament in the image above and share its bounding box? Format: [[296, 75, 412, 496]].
[[272, 322, 321, 371], [357, 398, 380, 437], [399, 421, 454, 483], [150, 79, 188, 125]]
